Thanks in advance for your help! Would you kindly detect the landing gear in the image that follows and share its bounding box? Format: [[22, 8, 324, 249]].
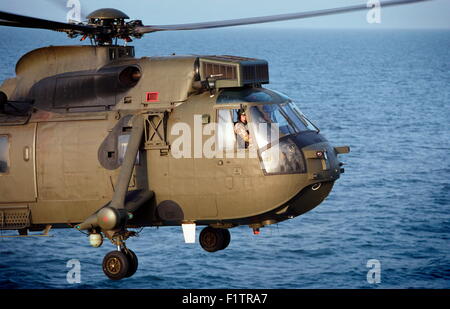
[[221, 229, 231, 250], [102, 248, 138, 280], [124, 248, 138, 278], [100, 230, 139, 280], [102, 250, 129, 280], [199, 227, 231, 252]]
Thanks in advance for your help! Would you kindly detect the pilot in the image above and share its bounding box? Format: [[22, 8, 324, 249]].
[[234, 109, 252, 149]]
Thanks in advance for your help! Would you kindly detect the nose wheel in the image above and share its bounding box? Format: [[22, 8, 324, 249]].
[[199, 227, 231, 252]]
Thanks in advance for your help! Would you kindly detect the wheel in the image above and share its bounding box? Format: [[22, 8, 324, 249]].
[[220, 229, 231, 250], [199, 227, 225, 252], [102, 250, 130, 280], [123, 248, 138, 278]]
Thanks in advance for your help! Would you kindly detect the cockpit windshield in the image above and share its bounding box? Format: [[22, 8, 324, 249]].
[[248, 103, 318, 148], [218, 88, 318, 135], [216, 88, 319, 175], [251, 104, 296, 137], [285, 103, 317, 132]]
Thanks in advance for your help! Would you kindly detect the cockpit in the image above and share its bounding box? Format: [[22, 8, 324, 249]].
[[216, 88, 324, 175]]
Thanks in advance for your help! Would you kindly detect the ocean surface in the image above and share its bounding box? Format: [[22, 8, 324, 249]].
[[0, 27, 449, 289]]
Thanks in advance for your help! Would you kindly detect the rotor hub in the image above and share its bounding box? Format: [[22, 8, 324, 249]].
[[81, 9, 141, 45], [87, 8, 130, 20]]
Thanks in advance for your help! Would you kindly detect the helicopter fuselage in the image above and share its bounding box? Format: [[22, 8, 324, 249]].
[[0, 45, 348, 233]]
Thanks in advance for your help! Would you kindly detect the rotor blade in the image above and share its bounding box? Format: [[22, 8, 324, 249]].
[[0, 19, 59, 30], [0, 18, 50, 30], [135, 0, 430, 33], [0, 20, 23, 28], [0, 10, 95, 32]]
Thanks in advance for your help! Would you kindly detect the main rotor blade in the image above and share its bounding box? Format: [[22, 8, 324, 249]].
[[0, 19, 63, 30], [0, 20, 23, 28], [136, 0, 430, 33], [0, 10, 95, 32]]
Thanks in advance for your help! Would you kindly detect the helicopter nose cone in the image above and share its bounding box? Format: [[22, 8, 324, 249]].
[[275, 133, 345, 219], [284, 181, 335, 218], [284, 133, 346, 217]]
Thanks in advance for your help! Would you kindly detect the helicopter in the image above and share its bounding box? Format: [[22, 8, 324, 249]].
[[0, 0, 427, 280]]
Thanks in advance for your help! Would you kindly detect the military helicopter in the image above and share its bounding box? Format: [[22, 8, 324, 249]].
[[0, 0, 427, 280]]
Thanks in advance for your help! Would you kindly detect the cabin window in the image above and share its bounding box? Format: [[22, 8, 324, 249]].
[[0, 135, 9, 174]]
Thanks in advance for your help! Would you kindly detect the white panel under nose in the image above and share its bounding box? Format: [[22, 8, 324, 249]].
[[182, 223, 196, 243]]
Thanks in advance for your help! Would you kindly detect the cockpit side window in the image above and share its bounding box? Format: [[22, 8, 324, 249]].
[[217, 108, 255, 151], [0, 135, 10, 174], [217, 109, 237, 151]]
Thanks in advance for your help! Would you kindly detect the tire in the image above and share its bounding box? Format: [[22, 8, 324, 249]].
[[102, 250, 130, 280], [220, 229, 231, 250], [124, 249, 138, 278], [199, 227, 225, 253]]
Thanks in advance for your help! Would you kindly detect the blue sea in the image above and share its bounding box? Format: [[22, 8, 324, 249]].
[[0, 27, 449, 289]]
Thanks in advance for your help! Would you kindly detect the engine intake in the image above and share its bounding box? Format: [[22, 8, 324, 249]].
[[198, 55, 269, 88]]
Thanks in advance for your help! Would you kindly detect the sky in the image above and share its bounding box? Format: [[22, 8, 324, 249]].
[[0, 0, 449, 29]]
